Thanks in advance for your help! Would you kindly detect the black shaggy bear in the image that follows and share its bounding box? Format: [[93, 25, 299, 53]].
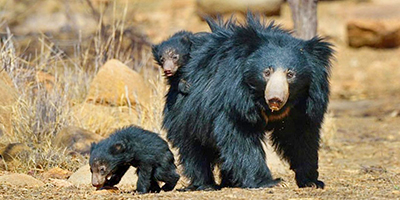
[[89, 126, 180, 193], [163, 14, 334, 190]]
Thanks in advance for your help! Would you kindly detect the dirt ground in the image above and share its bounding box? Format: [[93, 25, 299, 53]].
[[1, 0, 400, 199]]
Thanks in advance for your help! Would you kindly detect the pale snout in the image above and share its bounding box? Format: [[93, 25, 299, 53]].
[[265, 69, 289, 111]]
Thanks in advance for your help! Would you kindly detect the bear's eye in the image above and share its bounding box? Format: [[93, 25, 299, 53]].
[[160, 57, 165, 63], [286, 70, 295, 79], [172, 54, 179, 61], [99, 166, 106, 175], [264, 68, 272, 78]]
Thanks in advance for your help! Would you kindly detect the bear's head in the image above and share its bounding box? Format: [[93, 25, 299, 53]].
[[89, 140, 128, 189], [239, 17, 333, 117]]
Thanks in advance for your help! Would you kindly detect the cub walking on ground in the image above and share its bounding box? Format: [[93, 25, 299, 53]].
[[89, 126, 180, 194]]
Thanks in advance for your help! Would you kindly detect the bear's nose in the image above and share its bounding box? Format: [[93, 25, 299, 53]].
[[268, 97, 283, 111], [164, 69, 173, 76]]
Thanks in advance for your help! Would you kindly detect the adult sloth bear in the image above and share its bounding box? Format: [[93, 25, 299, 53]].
[[163, 14, 334, 190]]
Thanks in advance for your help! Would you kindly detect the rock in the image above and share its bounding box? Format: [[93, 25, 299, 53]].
[[86, 59, 151, 108], [48, 178, 74, 187], [13, 0, 97, 35], [92, 187, 120, 194], [196, 0, 283, 16], [0, 173, 45, 187], [41, 167, 73, 180], [347, 19, 400, 48], [346, 4, 400, 48], [52, 126, 104, 155], [0, 143, 31, 162], [68, 164, 138, 188]]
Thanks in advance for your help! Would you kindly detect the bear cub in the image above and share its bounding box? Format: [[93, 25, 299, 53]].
[[89, 125, 180, 194], [152, 30, 193, 95]]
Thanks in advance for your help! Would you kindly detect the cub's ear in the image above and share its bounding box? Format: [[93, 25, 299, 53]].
[[180, 34, 191, 45], [303, 37, 335, 124], [109, 142, 126, 155], [90, 142, 97, 154], [151, 44, 159, 58]]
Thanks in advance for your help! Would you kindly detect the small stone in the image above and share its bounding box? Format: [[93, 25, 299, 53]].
[[0, 173, 45, 187], [41, 167, 73, 180]]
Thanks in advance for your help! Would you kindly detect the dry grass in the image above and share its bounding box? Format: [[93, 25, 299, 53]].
[[0, 1, 164, 174]]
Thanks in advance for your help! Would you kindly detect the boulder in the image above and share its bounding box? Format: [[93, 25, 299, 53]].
[[196, 0, 283, 16], [48, 178, 74, 187], [346, 4, 400, 48], [41, 167, 73, 180], [68, 164, 138, 188], [0, 143, 31, 162], [52, 126, 104, 155], [347, 19, 400, 48], [86, 59, 151, 108], [0, 173, 45, 187]]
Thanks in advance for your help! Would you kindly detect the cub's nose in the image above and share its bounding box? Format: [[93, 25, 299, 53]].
[[267, 97, 283, 111]]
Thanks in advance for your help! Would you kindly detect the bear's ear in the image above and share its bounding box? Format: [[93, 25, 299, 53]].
[[303, 37, 335, 125], [180, 34, 191, 45], [90, 142, 97, 154], [109, 142, 126, 155], [151, 44, 160, 59], [231, 13, 266, 56], [304, 37, 334, 69]]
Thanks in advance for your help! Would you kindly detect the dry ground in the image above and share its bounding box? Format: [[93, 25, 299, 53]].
[[1, 0, 400, 199]]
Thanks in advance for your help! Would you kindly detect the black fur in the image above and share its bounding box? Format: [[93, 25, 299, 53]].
[[163, 13, 334, 190], [89, 126, 180, 193]]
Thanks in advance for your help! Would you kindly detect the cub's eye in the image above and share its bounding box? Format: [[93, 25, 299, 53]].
[[172, 55, 179, 61], [160, 57, 165, 63], [264, 68, 272, 78], [286, 70, 295, 79], [99, 166, 106, 174]]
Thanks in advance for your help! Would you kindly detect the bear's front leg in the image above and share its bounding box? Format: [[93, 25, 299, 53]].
[[177, 139, 218, 191], [270, 113, 324, 189], [136, 165, 153, 194], [216, 117, 280, 188]]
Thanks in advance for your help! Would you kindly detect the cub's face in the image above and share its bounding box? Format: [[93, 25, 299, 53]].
[[89, 142, 126, 189], [245, 43, 311, 112], [89, 158, 113, 188], [152, 34, 191, 77], [155, 48, 182, 77]]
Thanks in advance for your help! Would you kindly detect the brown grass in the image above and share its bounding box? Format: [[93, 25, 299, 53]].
[[0, 1, 164, 174]]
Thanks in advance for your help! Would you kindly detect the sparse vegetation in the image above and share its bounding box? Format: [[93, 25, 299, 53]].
[[0, 0, 163, 174]]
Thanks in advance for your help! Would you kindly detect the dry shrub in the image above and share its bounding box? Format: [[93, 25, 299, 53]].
[[0, 1, 162, 173]]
